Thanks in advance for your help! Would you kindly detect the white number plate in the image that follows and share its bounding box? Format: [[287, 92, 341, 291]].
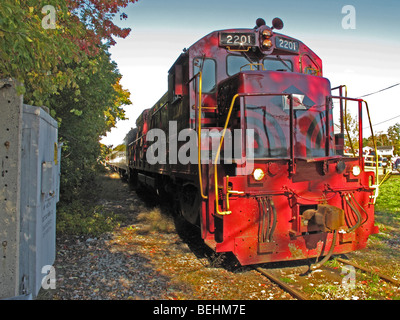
[[275, 37, 299, 53], [220, 33, 256, 47]]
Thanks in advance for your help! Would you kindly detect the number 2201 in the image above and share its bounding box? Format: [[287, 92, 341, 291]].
[[226, 35, 252, 45], [278, 38, 298, 51]]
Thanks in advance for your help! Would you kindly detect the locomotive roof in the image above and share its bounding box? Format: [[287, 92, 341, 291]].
[[169, 25, 322, 74]]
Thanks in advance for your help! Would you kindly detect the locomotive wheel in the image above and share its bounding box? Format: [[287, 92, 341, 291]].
[[128, 168, 139, 190], [178, 184, 200, 225]]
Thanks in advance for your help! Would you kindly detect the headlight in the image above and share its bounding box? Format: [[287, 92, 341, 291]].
[[262, 39, 272, 49], [262, 29, 273, 38], [253, 168, 265, 181], [352, 165, 361, 176]]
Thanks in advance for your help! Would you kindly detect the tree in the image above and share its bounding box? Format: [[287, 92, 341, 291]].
[[1, 0, 137, 201], [49, 47, 131, 201], [67, 0, 135, 47], [1, 0, 80, 101], [387, 123, 400, 156], [0, 0, 137, 107], [343, 110, 359, 154], [374, 131, 390, 147]]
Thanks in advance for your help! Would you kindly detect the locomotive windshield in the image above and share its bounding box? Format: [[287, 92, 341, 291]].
[[246, 103, 289, 158], [264, 57, 292, 72], [244, 94, 334, 159], [227, 55, 293, 76]]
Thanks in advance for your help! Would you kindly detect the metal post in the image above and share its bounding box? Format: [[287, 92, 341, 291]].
[[325, 96, 331, 156], [0, 79, 22, 299], [339, 86, 344, 135], [358, 100, 363, 168], [289, 94, 295, 175]]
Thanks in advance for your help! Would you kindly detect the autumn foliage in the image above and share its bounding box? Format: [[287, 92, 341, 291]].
[[0, 0, 138, 200], [67, 0, 135, 46], [0, 0, 137, 102]]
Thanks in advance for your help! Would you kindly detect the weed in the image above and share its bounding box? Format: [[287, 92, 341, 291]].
[[57, 201, 122, 237], [136, 207, 176, 234], [280, 277, 294, 284], [376, 175, 400, 214]]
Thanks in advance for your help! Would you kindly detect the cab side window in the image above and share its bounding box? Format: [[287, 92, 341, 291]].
[[193, 58, 216, 93]]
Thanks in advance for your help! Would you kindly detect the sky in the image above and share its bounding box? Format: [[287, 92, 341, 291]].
[[100, 0, 400, 147]]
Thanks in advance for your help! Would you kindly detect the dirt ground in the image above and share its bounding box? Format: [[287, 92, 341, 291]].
[[38, 172, 400, 300], [38, 172, 293, 300]]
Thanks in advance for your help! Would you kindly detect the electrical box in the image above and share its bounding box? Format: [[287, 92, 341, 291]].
[[19, 104, 60, 298], [0, 80, 60, 299]]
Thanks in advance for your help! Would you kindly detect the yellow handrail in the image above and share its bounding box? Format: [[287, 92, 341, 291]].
[[197, 71, 208, 199], [240, 63, 266, 71], [225, 175, 244, 211], [363, 100, 381, 204], [213, 94, 239, 215], [227, 46, 251, 52]]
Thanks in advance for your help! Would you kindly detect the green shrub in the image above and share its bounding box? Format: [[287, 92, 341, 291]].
[[57, 201, 121, 237]]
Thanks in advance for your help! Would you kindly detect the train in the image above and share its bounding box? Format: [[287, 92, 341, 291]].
[[108, 18, 380, 266]]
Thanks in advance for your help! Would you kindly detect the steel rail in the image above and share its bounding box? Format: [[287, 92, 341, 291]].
[[336, 258, 400, 286], [254, 267, 308, 300]]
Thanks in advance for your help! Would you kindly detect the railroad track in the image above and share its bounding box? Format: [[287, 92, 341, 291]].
[[334, 257, 400, 286], [253, 256, 400, 300], [254, 266, 309, 300]]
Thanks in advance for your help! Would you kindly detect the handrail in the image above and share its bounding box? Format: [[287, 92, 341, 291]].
[[151, 101, 168, 117], [240, 63, 266, 71], [364, 99, 381, 203], [225, 175, 245, 211], [214, 93, 239, 215], [331, 95, 380, 203], [196, 71, 208, 199], [187, 69, 209, 199], [343, 85, 357, 156], [332, 85, 355, 156], [213, 92, 294, 215], [227, 46, 251, 52]]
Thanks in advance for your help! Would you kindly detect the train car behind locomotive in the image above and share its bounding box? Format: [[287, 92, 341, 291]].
[[125, 18, 380, 266]]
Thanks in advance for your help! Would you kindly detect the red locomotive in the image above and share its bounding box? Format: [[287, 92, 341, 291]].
[[123, 18, 379, 266]]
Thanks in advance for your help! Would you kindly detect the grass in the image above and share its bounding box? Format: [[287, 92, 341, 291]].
[[335, 174, 400, 299], [375, 174, 400, 214], [56, 201, 122, 237], [302, 175, 400, 300], [56, 170, 126, 238], [56, 170, 176, 238], [56, 170, 400, 299], [371, 174, 400, 256], [136, 207, 176, 234]]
